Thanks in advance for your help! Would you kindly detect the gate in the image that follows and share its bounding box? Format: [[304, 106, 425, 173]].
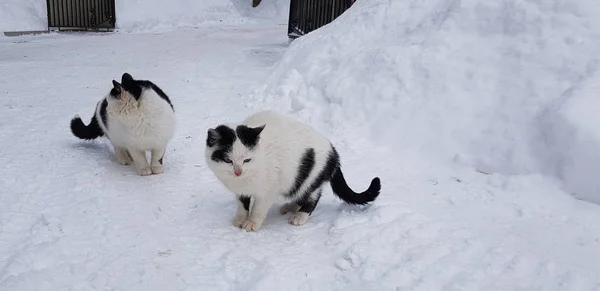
[[46, 0, 116, 31], [288, 0, 354, 38]]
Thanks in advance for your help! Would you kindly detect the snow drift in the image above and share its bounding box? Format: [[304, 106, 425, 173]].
[[0, 0, 289, 33], [115, 0, 241, 32], [257, 0, 600, 204], [0, 0, 47, 32]]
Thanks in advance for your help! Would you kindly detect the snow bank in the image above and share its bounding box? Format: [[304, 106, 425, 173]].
[[535, 71, 600, 204], [114, 0, 241, 32], [230, 0, 290, 23], [256, 0, 600, 203], [0, 0, 47, 32], [1, 0, 289, 33]]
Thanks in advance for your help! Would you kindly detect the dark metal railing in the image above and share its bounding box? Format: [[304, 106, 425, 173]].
[[46, 0, 116, 31], [288, 0, 354, 38]]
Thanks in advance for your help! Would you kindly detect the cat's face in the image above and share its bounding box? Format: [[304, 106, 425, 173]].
[[205, 124, 265, 178]]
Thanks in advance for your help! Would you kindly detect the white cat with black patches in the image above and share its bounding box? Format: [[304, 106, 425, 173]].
[[70, 73, 176, 176], [205, 110, 381, 232]]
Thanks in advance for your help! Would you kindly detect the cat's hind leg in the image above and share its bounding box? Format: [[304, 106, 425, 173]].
[[290, 187, 323, 226], [150, 147, 166, 174], [128, 149, 152, 176]]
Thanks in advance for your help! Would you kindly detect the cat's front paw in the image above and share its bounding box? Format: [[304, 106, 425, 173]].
[[241, 220, 262, 232], [151, 165, 164, 174], [137, 167, 153, 176], [232, 216, 246, 228], [289, 212, 310, 226]]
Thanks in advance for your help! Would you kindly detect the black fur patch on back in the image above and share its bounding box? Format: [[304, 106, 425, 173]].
[[294, 145, 340, 211], [99, 98, 108, 130], [138, 80, 174, 111], [235, 125, 264, 150], [239, 195, 251, 211], [209, 125, 237, 162], [120, 73, 174, 111], [283, 148, 316, 198]]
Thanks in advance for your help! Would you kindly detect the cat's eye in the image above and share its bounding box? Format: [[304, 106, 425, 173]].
[[244, 158, 252, 163], [223, 158, 233, 164]]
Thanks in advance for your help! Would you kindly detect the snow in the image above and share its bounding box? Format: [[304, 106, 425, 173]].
[[0, 0, 47, 32], [2, 0, 600, 290], [0, 0, 289, 33], [256, 0, 600, 203], [535, 70, 600, 204]]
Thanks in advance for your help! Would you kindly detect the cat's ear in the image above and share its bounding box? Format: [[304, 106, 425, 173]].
[[111, 80, 122, 96], [253, 124, 266, 136], [121, 73, 134, 85], [206, 128, 221, 147]]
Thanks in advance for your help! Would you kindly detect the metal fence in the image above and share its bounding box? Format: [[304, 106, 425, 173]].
[[288, 0, 354, 38], [46, 0, 116, 31]]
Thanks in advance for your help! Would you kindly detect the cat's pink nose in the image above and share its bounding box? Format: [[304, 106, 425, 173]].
[[234, 168, 242, 176]]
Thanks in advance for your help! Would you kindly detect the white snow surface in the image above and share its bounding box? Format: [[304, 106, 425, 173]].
[[0, 0, 289, 33], [256, 0, 600, 204], [115, 0, 288, 33], [0, 0, 47, 32], [1, 1, 600, 291]]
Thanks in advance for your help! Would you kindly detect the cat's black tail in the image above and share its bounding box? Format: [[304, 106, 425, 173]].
[[70, 113, 103, 140], [328, 148, 381, 205]]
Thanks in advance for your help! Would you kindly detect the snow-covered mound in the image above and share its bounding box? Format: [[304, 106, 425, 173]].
[[535, 70, 600, 204], [230, 0, 290, 23], [0, 0, 289, 33], [116, 0, 290, 32], [256, 0, 600, 204], [115, 0, 241, 32], [0, 0, 47, 32]]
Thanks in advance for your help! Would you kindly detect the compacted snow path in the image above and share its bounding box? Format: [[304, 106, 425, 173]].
[[2, 21, 600, 291]]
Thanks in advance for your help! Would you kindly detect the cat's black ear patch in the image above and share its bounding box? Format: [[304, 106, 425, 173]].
[[206, 129, 221, 147], [236, 124, 265, 149], [207, 125, 236, 149], [110, 80, 122, 97], [209, 125, 237, 162], [121, 73, 134, 84], [120, 73, 143, 100]]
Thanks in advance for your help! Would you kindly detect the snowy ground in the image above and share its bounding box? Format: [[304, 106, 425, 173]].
[[2, 0, 600, 290]]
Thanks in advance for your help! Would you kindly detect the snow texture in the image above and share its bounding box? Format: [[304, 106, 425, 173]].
[[0, 0, 47, 32], [0, 0, 289, 33], [1, 0, 600, 290], [255, 0, 600, 204]]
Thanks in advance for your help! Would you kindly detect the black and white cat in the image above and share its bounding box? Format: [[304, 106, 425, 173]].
[[70, 73, 176, 176], [205, 110, 381, 231]]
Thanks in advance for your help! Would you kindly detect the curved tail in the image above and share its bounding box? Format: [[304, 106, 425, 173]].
[[70, 114, 104, 140], [330, 166, 381, 205]]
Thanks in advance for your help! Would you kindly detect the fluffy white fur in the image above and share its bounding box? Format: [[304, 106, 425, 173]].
[[99, 88, 175, 175], [205, 110, 337, 231], [71, 74, 175, 176]]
